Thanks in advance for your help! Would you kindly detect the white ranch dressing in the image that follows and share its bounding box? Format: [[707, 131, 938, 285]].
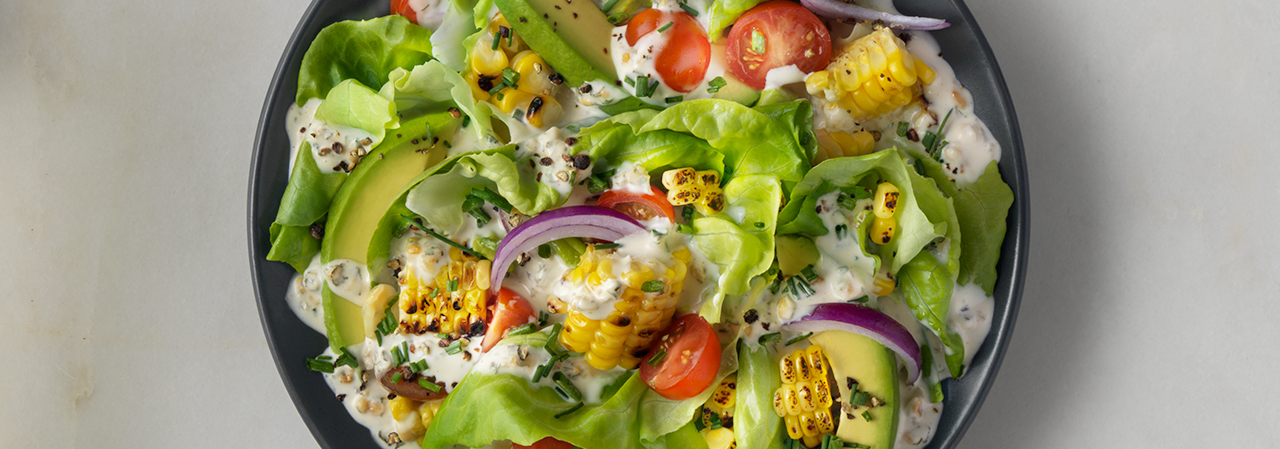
[[763, 64, 808, 90], [325, 259, 372, 306], [477, 343, 628, 404], [609, 161, 654, 195], [947, 282, 994, 367], [286, 253, 327, 334], [514, 127, 588, 200], [782, 192, 879, 321], [906, 32, 999, 187], [284, 97, 378, 175], [407, 0, 452, 29], [503, 252, 572, 317]]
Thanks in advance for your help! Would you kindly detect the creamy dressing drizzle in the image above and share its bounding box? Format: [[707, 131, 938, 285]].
[[286, 253, 328, 333], [284, 98, 378, 175], [514, 127, 589, 200], [947, 282, 994, 367], [326, 259, 372, 306], [476, 343, 628, 404]]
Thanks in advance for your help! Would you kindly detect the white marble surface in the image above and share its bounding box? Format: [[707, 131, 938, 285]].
[[1, 0, 1277, 447]]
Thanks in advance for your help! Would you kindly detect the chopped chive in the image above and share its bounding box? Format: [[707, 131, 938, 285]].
[[850, 295, 869, 303], [471, 188, 513, 212], [586, 174, 610, 193], [600, 0, 620, 11], [708, 412, 723, 429], [494, 91, 505, 101], [786, 332, 814, 346], [754, 222, 765, 229], [316, 355, 332, 361], [437, 332, 448, 339], [641, 280, 665, 293], [694, 416, 705, 431], [931, 108, 955, 156], [399, 215, 485, 258], [657, 21, 674, 33], [681, 205, 695, 222], [835, 224, 848, 240], [800, 265, 819, 282], [664, 95, 683, 104], [462, 115, 471, 128], [850, 390, 870, 407], [491, 31, 501, 50], [447, 279, 459, 292], [538, 244, 552, 259], [553, 372, 584, 402], [502, 67, 520, 88], [706, 76, 726, 93], [555, 402, 584, 418], [646, 78, 659, 97], [391, 372, 403, 383], [646, 348, 667, 367], [306, 358, 335, 373], [335, 349, 359, 369], [837, 194, 858, 210], [921, 131, 937, 150], [896, 121, 910, 137], [593, 243, 621, 250], [411, 360, 429, 373], [757, 332, 782, 345], [678, 2, 698, 16], [624, 76, 635, 86], [635, 75, 649, 97], [419, 377, 443, 392], [507, 323, 538, 337], [544, 323, 563, 352], [446, 340, 463, 355], [676, 223, 695, 234], [538, 311, 549, 327], [862, 410, 873, 422]]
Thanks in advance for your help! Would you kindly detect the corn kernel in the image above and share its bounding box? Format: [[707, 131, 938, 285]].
[[873, 182, 900, 219], [870, 215, 896, 244]]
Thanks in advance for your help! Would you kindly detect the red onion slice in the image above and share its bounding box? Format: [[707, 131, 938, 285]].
[[490, 206, 645, 292], [783, 302, 924, 383], [800, 0, 950, 31]]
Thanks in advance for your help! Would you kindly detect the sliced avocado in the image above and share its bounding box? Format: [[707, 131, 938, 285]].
[[320, 112, 456, 351], [712, 72, 761, 107], [494, 0, 616, 87], [811, 331, 899, 449], [604, 0, 651, 26]]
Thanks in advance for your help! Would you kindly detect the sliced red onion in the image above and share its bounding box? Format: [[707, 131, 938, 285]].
[[800, 0, 950, 31], [490, 206, 645, 291], [783, 303, 923, 383]]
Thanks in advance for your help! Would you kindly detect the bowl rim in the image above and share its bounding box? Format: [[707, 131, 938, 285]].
[[247, 0, 1029, 447]]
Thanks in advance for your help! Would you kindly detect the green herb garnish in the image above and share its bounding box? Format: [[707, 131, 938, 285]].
[[398, 215, 484, 258], [641, 280, 666, 293], [786, 332, 813, 346], [419, 377, 442, 392], [306, 358, 335, 373], [646, 348, 667, 366], [657, 21, 673, 33], [706, 76, 726, 93], [445, 340, 463, 355], [555, 402, 584, 419], [757, 332, 782, 345], [553, 372, 584, 402]]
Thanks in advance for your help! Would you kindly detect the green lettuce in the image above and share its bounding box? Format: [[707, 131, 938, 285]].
[[735, 342, 785, 449], [295, 15, 433, 105], [952, 161, 1013, 295], [380, 60, 503, 144], [694, 175, 782, 320], [898, 251, 965, 378], [637, 99, 809, 185], [266, 141, 346, 272], [431, 0, 479, 71], [404, 149, 566, 236], [313, 79, 399, 147], [777, 150, 954, 274]]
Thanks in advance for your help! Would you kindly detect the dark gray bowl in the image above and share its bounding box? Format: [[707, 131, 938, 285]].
[[248, 1, 1028, 447]]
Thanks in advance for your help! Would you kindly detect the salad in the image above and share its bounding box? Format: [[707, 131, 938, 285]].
[[265, 0, 1014, 447]]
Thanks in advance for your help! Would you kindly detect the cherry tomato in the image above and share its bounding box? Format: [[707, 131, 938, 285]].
[[639, 314, 722, 400], [481, 288, 537, 352], [725, 0, 831, 89], [625, 9, 711, 93], [391, 0, 418, 23], [597, 186, 676, 222], [513, 437, 575, 449]]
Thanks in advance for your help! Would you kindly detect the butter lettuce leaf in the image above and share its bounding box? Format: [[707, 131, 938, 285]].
[[380, 60, 503, 145], [953, 161, 1013, 295], [296, 15, 433, 105], [638, 99, 808, 185], [735, 342, 786, 449], [898, 251, 966, 378], [314, 79, 399, 147], [266, 141, 346, 272], [403, 147, 565, 236]]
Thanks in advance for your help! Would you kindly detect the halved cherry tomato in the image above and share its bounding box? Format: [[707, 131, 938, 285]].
[[597, 186, 676, 222], [639, 314, 721, 400], [625, 9, 711, 93], [725, 0, 831, 89], [481, 288, 537, 352], [513, 437, 575, 449], [391, 0, 418, 23]]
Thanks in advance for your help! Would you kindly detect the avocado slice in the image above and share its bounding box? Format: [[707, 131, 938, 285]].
[[811, 331, 900, 449], [319, 112, 456, 351], [604, 0, 651, 25], [711, 72, 761, 107]]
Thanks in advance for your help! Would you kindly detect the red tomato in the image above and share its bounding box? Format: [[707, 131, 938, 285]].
[[391, 0, 418, 23], [625, 9, 711, 93], [639, 314, 722, 400], [513, 438, 575, 449], [725, 0, 831, 89], [481, 288, 537, 352], [597, 186, 676, 222]]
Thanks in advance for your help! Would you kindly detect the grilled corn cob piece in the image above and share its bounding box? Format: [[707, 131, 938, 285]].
[[661, 167, 725, 215], [556, 246, 691, 370], [814, 129, 876, 163], [697, 375, 737, 449], [773, 345, 836, 448], [805, 28, 935, 121], [398, 247, 492, 338]]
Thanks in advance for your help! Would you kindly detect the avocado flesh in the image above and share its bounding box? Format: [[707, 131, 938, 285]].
[[712, 72, 761, 106], [494, 0, 617, 87], [320, 113, 455, 351], [811, 331, 900, 449]]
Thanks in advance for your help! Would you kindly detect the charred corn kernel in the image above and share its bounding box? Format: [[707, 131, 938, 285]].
[[465, 71, 492, 102], [700, 375, 737, 436], [555, 247, 689, 370], [469, 36, 509, 76], [873, 182, 900, 219], [512, 52, 555, 96], [774, 346, 835, 446], [872, 272, 895, 296], [361, 284, 397, 340], [494, 88, 534, 114], [816, 27, 934, 120], [701, 427, 737, 449], [524, 95, 562, 128], [486, 13, 523, 54], [661, 167, 725, 214], [419, 399, 443, 430], [870, 215, 896, 244], [398, 248, 489, 338], [390, 396, 426, 439]]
